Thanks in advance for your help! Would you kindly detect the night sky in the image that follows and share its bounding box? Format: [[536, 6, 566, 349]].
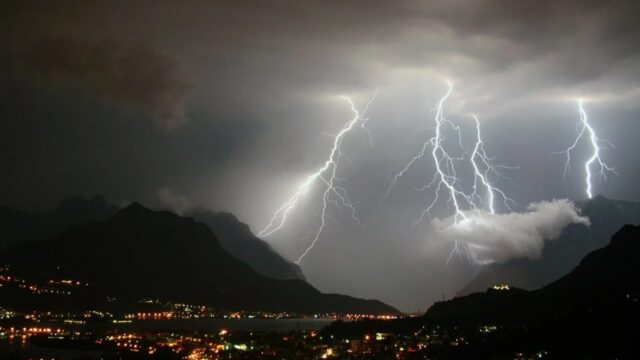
[[1, 1, 639, 311]]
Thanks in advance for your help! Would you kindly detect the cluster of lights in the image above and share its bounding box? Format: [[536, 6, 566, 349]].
[[125, 312, 174, 319], [492, 284, 510, 291], [99, 330, 252, 359], [47, 279, 88, 286], [1, 273, 89, 296], [0, 326, 66, 342], [0, 321, 557, 359]]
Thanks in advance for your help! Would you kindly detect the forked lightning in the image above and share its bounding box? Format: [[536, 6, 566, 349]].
[[258, 92, 377, 264], [561, 99, 616, 199], [383, 80, 514, 261]]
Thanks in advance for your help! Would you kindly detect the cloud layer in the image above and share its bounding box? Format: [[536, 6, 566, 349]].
[[432, 199, 590, 264], [22, 36, 191, 129]]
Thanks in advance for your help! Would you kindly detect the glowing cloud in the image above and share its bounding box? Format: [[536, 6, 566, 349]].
[[383, 80, 516, 261], [432, 199, 590, 264]]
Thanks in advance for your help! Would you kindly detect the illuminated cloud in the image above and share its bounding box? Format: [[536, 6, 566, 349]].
[[432, 199, 590, 264]]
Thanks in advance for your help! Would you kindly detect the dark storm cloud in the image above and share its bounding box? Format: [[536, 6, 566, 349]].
[[1, 0, 640, 311], [20, 36, 192, 129], [4, 1, 639, 108]]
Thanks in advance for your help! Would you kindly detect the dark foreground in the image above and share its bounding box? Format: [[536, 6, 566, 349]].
[[1, 223, 638, 359], [2, 316, 637, 359]]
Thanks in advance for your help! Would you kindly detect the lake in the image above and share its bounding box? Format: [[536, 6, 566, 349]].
[[69, 318, 335, 333]]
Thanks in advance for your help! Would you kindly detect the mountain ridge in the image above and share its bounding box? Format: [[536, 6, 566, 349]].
[[187, 207, 305, 281], [457, 196, 640, 296], [1, 195, 306, 282], [0, 202, 400, 315], [427, 224, 640, 322]]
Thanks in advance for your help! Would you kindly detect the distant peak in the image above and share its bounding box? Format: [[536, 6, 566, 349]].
[[121, 201, 147, 212], [214, 211, 241, 223], [109, 202, 166, 225], [112, 202, 154, 219], [114, 202, 191, 223], [190, 208, 239, 222], [610, 224, 640, 247], [578, 194, 611, 209]]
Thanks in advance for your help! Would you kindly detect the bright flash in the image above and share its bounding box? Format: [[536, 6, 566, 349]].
[[382, 80, 515, 262], [259, 91, 377, 264], [561, 99, 617, 199]]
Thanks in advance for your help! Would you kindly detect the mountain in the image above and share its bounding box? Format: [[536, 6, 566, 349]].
[[457, 196, 640, 296], [0, 194, 118, 250], [187, 208, 305, 280], [0, 203, 399, 315], [426, 224, 640, 322], [322, 226, 640, 358], [0, 195, 305, 281]]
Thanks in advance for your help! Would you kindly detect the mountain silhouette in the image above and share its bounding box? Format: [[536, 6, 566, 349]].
[[1, 195, 305, 282], [187, 208, 305, 280], [324, 225, 640, 358], [0, 203, 399, 315], [0, 194, 118, 250], [427, 224, 640, 322], [457, 196, 640, 296]]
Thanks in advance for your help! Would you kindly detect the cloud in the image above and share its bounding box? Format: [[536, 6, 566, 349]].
[[156, 188, 195, 215], [432, 199, 590, 264], [22, 36, 192, 129]]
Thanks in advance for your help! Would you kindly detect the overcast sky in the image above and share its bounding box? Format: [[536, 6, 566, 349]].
[[1, 0, 639, 311]]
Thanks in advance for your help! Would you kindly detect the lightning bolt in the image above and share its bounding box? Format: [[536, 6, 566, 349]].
[[359, 89, 378, 149], [415, 80, 470, 225], [382, 80, 515, 263], [470, 115, 515, 214], [258, 91, 377, 264], [561, 99, 616, 199], [383, 81, 471, 224]]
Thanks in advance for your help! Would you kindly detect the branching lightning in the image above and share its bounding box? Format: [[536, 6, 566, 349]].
[[382, 81, 464, 211], [414, 80, 470, 225], [470, 115, 515, 214], [359, 89, 378, 149], [383, 81, 471, 223], [561, 99, 616, 199], [258, 92, 377, 264], [382, 80, 515, 262]]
